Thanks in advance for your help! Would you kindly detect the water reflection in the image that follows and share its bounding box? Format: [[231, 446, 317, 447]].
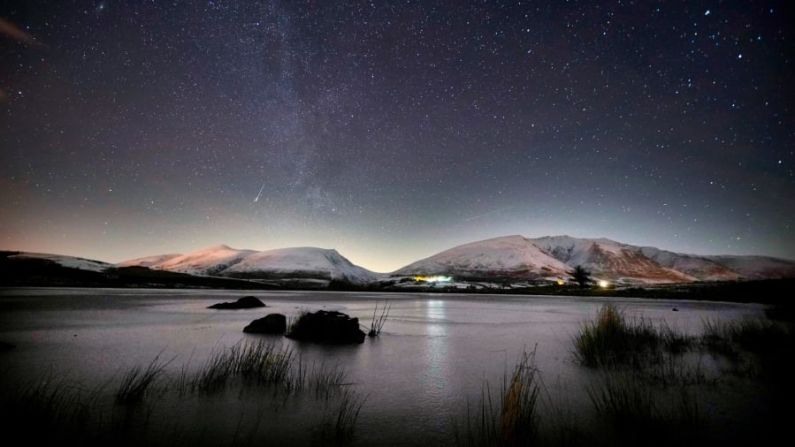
[[424, 299, 448, 339], [421, 299, 449, 425], [426, 299, 446, 320]]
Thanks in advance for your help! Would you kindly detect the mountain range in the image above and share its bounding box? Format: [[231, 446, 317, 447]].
[[3, 235, 795, 287], [395, 235, 795, 284]]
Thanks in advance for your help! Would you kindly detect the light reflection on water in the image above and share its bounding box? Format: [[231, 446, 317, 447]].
[[423, 299, 448, 395]]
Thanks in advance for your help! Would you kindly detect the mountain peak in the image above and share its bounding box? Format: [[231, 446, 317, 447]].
[[118, 244, 376, 284], [464, 234, 530, 245], [394, 234, 570, 279]]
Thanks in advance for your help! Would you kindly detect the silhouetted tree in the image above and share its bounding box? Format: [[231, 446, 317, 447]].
[[571, 265, 592, 288]]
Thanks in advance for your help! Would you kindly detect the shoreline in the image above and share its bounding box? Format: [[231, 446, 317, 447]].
[[1, 277, 793, 306]]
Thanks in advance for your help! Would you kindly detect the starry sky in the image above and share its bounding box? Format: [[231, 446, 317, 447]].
[[1, 1, 793, 272]]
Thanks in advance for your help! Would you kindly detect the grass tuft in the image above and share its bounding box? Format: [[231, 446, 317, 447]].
[[1, 376, 108, 444], [330, 388, 366, 443], [116, 354, 170, 405], [701, 317, 794, 380], [192, 347, 236, 393], [701, 317, 789, 355], [455, 350, 540, 447], [588, 372, 701, 445], [188, 340, 350, 399], [574, 304, 693, 368], [309, 363, 348, 401], [499, 351, 541, 446]]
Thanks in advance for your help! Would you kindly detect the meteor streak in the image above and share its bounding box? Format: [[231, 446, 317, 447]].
[[253, 183, 265, 203]]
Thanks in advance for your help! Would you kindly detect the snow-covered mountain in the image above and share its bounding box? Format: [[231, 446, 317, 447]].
[[143, 245, 256, 276], [120, 245, 378, 284], [705, 255, 795, 280], [5, 237, 794, 287], [5, 252, 114, 272], [638, 246, 740, 281], [531, 236, 695, 283], [393, 235, 795, 284], [222, 247, 378, 284], [393, 235, 571, 280]]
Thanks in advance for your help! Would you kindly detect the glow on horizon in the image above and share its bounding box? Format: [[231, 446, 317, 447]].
[[3, 220, 795, 274]]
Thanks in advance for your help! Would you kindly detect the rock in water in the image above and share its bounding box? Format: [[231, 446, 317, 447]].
[[243, 313, 287, 334], [208, 296, 266, 309], [286, 310, 365, 344]]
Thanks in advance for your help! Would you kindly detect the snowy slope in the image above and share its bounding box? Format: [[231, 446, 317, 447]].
[[120, 245, 378, 284], [393, 235, 571, 279], [223, 247, 378, 283], [706, 255, 795, 280], [531, 236, 695, 283], [117, 253, 182, 268], [8, 252, 113, 272], [531, 235, 625, 267], [638, 247, 740, 281], [151, 245, 256, 276]]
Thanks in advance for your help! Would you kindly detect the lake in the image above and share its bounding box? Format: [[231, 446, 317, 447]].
[[0, 288, 771, 446]]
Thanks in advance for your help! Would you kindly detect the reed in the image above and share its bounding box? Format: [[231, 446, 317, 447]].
[[191, 347, 237, 393], [574, 304, 694, 367], [455, 350, 540, 447], [587, 372, 701, 445], [701, 317, 789, 354], [286, 311, 308, 338], [368, 301, 391, 337], [330, 388, 366, 443], [116, 354, 170, 404], [1, 376, 108, 444], [309, 363, 348, 401], [234, 342, 295, 386], [186, 340, 352, 399]]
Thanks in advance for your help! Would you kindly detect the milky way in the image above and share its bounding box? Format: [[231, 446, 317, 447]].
[[1, 1, 793, 271]]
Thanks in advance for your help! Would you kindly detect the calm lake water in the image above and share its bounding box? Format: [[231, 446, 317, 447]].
[[0, 288, 768, 445]]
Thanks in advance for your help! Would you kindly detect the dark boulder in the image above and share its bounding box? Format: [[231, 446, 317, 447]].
[[243, 313, 287, 335], [208, 296, 266, 310], [286, 310, 365, 344]]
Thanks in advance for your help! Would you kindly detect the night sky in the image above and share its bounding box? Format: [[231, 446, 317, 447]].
[[1, 1, 793, 272]]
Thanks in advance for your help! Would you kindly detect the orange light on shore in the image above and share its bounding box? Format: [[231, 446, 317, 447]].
[[414, 275, 453, 283]]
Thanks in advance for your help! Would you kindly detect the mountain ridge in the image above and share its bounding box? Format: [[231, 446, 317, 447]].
[[3, 235, 795, 286], [393, 234, 795, 284]]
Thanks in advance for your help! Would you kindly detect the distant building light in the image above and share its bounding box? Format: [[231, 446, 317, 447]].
[[414, 275, 453, 283], [598, 279, 610, 288]]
